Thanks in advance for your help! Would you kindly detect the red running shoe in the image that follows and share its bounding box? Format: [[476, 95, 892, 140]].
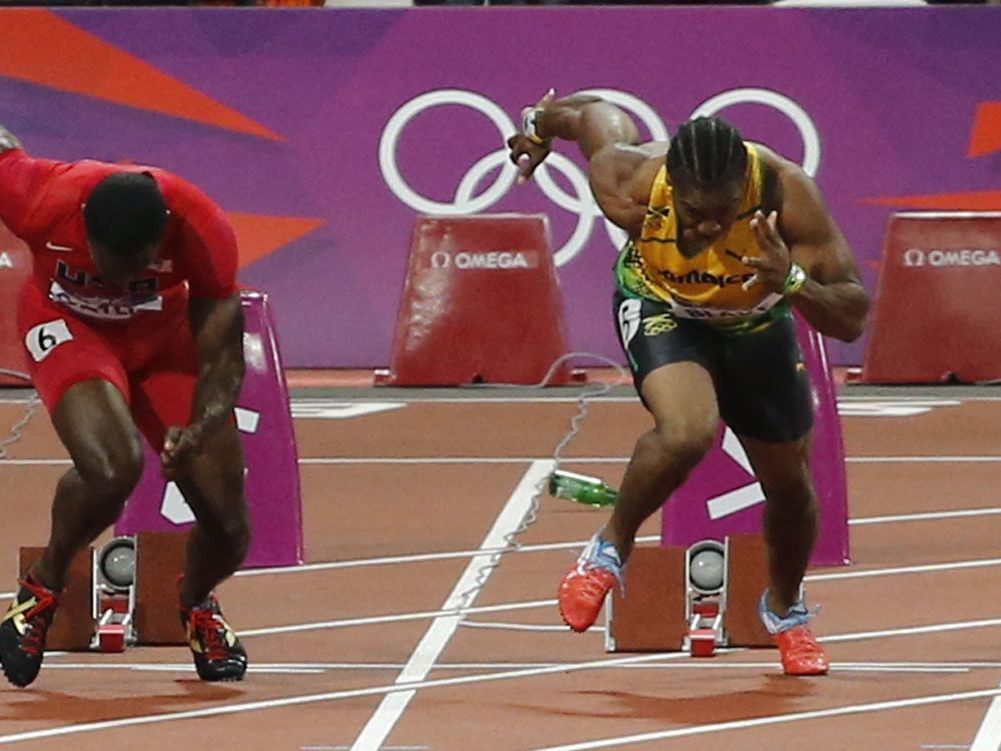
[[180, 594, 248, 682], [774, 625, 829, 676], [758, 590, 829, 676], [558, 533, 622, 633], [0, 576, 60, 688]]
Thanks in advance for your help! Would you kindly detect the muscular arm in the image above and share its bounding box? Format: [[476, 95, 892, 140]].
[[188, 292, 245, 437], [776, 164, 870, 343], [509, 93, 655, 233], [533, 95, 641, 159]]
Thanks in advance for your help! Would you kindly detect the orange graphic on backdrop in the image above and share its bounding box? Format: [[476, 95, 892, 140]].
[[0, 9, 281, 142], [866, 101, 1001, 211], [968, 102, 1001, 158], [226, 214, 325, 269], [0, 11, 326, 265]]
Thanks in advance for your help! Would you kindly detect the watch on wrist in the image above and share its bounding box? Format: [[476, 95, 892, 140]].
[[782, 262, 808, 296], [521, 107, 548, 145]]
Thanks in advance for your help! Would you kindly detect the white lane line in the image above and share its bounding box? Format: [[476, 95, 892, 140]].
[[850, 508, 1001, 525], [820, 617, 1001, 644], [300, 457, 627, 465], [970, 679, 1001, 751], [0, 651, 679, 746], [293, 396, 638, 404], [806, 558, 1001, 583], [847, 456, 1001, 463], [240, 558, 1001, 638], [234, 505, 1001, 579], [348, 459, 554, 751], [45, 660, 964, 675], [234, 536, 647, 577], [2, 622, 1000, 746], [528, 688, 1001, 751], [7, 395, 999, 406], [459, 621, 598, 633], [4, 454, 1001, 466], [240, 598, 554, 638], [36, 659, 1001, 673], [40, 664, 325, 674]]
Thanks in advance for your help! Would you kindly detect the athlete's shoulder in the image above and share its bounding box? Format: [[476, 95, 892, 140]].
[[155, 170, 225, 221], [749, 143, 810, 182], [745, 143, 804, 212]]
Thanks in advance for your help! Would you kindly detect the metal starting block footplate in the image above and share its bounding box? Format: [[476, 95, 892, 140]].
[[605, 533, 773, 653]]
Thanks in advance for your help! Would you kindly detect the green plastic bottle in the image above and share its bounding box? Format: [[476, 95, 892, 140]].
[[548, 470, 618, 507]]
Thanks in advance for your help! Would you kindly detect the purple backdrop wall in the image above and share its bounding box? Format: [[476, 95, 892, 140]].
[[1, 8, 998, 367]]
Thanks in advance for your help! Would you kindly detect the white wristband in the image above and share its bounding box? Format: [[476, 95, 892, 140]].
[[521, 107, 548, 144]]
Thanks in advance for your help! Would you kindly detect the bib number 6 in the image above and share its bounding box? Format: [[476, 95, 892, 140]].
[[25, 319, 73, 362]]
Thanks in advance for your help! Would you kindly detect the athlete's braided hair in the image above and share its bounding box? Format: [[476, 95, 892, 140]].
[[666, 116, 747, 186]]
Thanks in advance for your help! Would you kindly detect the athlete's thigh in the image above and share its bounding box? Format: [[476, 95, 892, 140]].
[[130, 310, 245, 520], [129, 312, 198, 452], [174, 421, 246, 527], [18, 282, 131, 415], [18, 284, 142, 467], [736, 430, 814, 494], [714, 314, 814, 443], [51, 380, 144, 481], [613, 291, 720, 428]]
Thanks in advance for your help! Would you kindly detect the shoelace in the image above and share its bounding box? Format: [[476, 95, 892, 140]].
[[574, 567, 617, 603], [780, 626, 823, 660], [189, 609, 230, 662], [19, 581, 57, 656]]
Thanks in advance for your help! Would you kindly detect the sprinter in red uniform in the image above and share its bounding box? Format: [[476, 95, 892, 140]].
[[0, 125, 249, 686]]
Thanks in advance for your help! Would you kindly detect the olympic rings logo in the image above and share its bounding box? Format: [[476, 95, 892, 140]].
[[379, 88, 821, 268]]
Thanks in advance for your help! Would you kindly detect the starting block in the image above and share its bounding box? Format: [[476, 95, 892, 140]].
[[17, 530, 188, 652], [605, 534, 774, 655]]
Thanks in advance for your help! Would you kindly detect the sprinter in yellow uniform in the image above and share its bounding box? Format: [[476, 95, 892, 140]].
[[508, 92, 869, 676]]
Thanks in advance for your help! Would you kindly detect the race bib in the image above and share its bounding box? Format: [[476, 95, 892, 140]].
[[25, 319, 73, 362]]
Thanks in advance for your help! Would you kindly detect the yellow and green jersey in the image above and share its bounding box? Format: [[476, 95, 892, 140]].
[[615, 144, 789, 333]]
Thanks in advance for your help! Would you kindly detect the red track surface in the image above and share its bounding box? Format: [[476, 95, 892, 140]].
[[0, 392, 998, 750]]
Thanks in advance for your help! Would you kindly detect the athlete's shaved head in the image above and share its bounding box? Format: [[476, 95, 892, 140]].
[[85, 172, 168, 259], [84, 172, 167, 283], [667, 116, 747, 187]]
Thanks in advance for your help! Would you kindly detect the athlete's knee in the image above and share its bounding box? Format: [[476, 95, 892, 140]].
[[216, 505, 252, 563], [764, 475, 818, 517], [651, 416, 716, 470], [761, 455, 814, 499], [230, 511, 252, 562], [76, 438, 145, 502]]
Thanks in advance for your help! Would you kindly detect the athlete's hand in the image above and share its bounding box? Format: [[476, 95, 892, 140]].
[[742, 210, 792, 294], [507, 89, 556, 184], [161, 424, 205, 480]]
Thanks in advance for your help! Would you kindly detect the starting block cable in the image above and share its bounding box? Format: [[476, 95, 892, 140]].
[[0, 370, 40, 461], [455, 352, 630, 613]]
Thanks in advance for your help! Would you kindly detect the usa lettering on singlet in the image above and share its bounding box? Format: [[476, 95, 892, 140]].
[[0, 149, 238, 322]]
